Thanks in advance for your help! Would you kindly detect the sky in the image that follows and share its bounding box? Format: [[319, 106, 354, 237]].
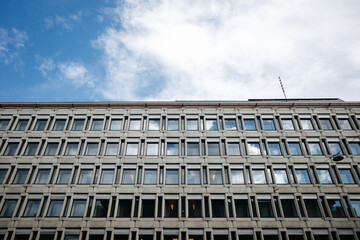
[[0, 0, 360, 102]]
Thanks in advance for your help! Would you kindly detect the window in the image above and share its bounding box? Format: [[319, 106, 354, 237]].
[[44, 143, 59, 156], [129, 119, 141, 130], [144, 169, 157, 184], [53, 119, 66, 131], [65, 143, 79, 156], [225, 119, 237, 130], [228, 142, 240, 155], [78, 169, 93, 184], [40, 234, 55, 240], [13, 169, 29, 184], [15, 119, 28, 131], [57, 169, 72, 184], [338, 119, 352, 130], [47, 200, 64, 217], [319, 119, 333, 130], [209, 169, 223, 184], [187, 119, 198, 130], [308, 142, 323, 155], [110, 119, 122, 131], [273, 169, 289, 184], [4, 142, 19, 156], [295, 169, 311, 184], [188, 169, 201, 184], [327, 199, 345, 217], [93, 199, 109, 217], [70, 200, 86, 217], [206, 119, 218, 131], [0, 199, 18, 217], [23, 199, 40, 217], [105, 143, 119, 156], [85, 143, 99, 156], [148, 119, 160, 130], [24, 143, 39, 156], [328, 142, 343, 155], [208, 142, 220, 156], [165, 199, 178, 217], [0, 119, 10, 131], [187, 142, 200, 156], [117, 199, 132, 217], [282, 119, 294, 130], [288, 143, 302, 156], [350, 200, 360, 217], [167, 143, 179, 156], [304, 199, 322, 217], [168, 119, 179, 131], [235, 199, 250, 217], [268, 143, 281, 155], [166, 169, 179, 185], [100, 169, 114, 184], [122, 169, 136, 184], [339, 169, 355, 184], [0, 169, 7, 184], [263, 119, 275, 130], [281, 199, 298, 217], [300, 119, 314, 130], [34, 119, 47, 131], [126, 143, 138, 156], [317, 169, 333, 184], [91, 119, 103, 131], [252, 169, 267, 184], [142, 199, 155, 217], [72, 119, 84, 131], [247, 142, 261, 155], [188, 200, 202, 217], [244, 119, 256, 130], [146, 143, 159, 155], [258, 199, 274, 217], [231, 169, 244, 184], [35, 169, 50, 184], [349, 143, 360, 155], [211, 199, 226, 217]]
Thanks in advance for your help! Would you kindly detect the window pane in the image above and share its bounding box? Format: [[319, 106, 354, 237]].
[[129, 119, 141, 130], [105, 143, 119, 156], [167, 143, 179, 156], [225, 119, 236, 130], [281, 199, 298, 217], [35, 169, 50, 184], [300, 119, 314, 130], [126, 143, 138, 155], [274, 169, 288, 184], [288, 143, 302, 156], [57, 169, 71, 184], [122, 169, 136, 184], [4, 143, 19, 156], [142, 200, 155, 217], [211, 200, 226, 217], [231, 169, 244, 184], [165, 200, 178, 217], [0, 169, 7, 184], [235, 199, 250, 217], [70, 200, 86, 217], [34, 119, 47, 131], [208, 143, 220, 156], [47, 200, 64, 217], [168, 119, 179, 131], [117, 199, 132, 217], [24, 143, 39, 156], [0, 199, 18, 217], [15, 119, 28, 131], [13, 169, 29, 184], [247, 143, 261, 155], [327, 199, 345, 217], [258, 199, 274, 217], [209, 169, 223, 184], [319, 119, 333, 130], [78, 169, 93, 184], [339, 119, 352, 130], [187, 143, 199, 156], [187, 119, 198, 130], [228, 143, 240, 155], [85, 143, 98, 156], [295, 169, 311, 184], [317, 169, 333, 184], [339, 169, 355, 184], [268, 143, 281, 155], [263, 119, 275, 130], [188, 169, 201, 184], [351, 200, 360, 217], [0, 119, 10, 131], [282, 119, 294, 130], [110, 120, 122, 131], [72, 119, 84, 131], [349, 143, 360, 155], [252, 170, 266, 184], [308, 143, 323, 155], [188, 200, 202, 217], [93, 199, 109, 217], [148, 119, 160, 130], [100, 169, 114, 184], [91, 119, 103, 131], [304, 199, 322, 217], [244, 119, 256, 130], [66, 234, 80, 240], [44, 143, 58, 156], [53, 119, 66, 131], [144, 169, 157, 184], [23, 199, 40, 217], [166, 169, 179, 184], [65, 143, 78, 156], [206, 120, 218, 131], [146, 143, 158, 156], [328, 142, 343, 155]]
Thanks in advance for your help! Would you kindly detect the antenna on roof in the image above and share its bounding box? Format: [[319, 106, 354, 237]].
[[278, 77, 287, 100]]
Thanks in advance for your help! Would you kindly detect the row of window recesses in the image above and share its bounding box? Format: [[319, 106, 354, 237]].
[[1, 193, 360, 219], [1, 163, 360, 186], [2, 137, 360, 157], [0, 228, 358, 240], [0, 113, 359, 133]]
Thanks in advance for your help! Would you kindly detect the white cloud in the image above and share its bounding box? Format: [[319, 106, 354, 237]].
[[45, 11, 82, 31], [0, 28, 28, 65], [35, 55, 56, 77], [57, 61, 95, 88], [93, 0, 360, 100]]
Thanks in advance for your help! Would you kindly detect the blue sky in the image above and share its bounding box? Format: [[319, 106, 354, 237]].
[[1, 0, 360, 102]]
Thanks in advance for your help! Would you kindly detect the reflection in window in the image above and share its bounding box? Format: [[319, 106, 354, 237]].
[[328, 142, 343, 155], [244, 119, 256, 130], [338, 119, 352, 130], [117, 199, 132, 217], [274, 169, 288, 184], [166, 169, 179, 184], [110, 119, 122, 131], [24, 143, 39, 156], [146, 143, 158, 156], [167, 143, 179, 156], [281, 199, 298, 217], [235, 199, 250, 217], [209, 169, 223, 184], [57, 169, 72, 184], [13, 169, 29, 184], [188, 169, 201, 184], [349, 143, 360, 155], [268, 143, 281, 155], [228, 143, 240, 155], [44, 143, 58, 156], [72, 119, 85, 131], [165, 200, 178, 217], [225, 119, 237, 130], [35, 169, 50, 184], [187, 119, 198, 131], [338, 169, 355, 184], [78, 169, 93, 184], [148, 119, 160, 130], [0, 119, 10, 131], [288, 143, 302, 156], [188, 200, 202, 217], [351, 200, 360, 217], [206, 120, 218, 131], [144, 169, 157, 184], [304, 199, 322, 217], [263, 119, 275, 130], [187, 143, 200, 156], [211, 199, 226, 217], [65, 143, 78, 156], [308, 143, 323, 155], [319, 119, 333, 130], [168, 119, 179, 131], [300, 119, 314, 130], [15, 119, 28, 131], [295, 169, 311, 184], [142, 199, 155, 217], [4, 143, 19, 156], [126, 143, 138, 156], [252, 169, 267, 184], [129, 119, 141, 130], [100, 169, 114, 184], [208, 143, 220, 156], [231, 169, 244, 184], [105, 143, 118, 156], [23, 199, 40, 217], [258, 199, 274, 217], [282, 119, 294, 130], [34, 119, 47, 131], [47, 200, 64, 217], [85, 143, 98, 156], [122, 169, 136, 184], [327, 199, 345, 217], [317, 169, 333, 184], [53, 119, 66, 131], [93, 199, 109, 217], [0, 199, 18, 217], [70, 200, 86, 217], [247, 142, 261, 155], [91, 119, 103, 131]]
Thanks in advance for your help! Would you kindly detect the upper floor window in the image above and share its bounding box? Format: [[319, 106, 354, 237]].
[[338, 118, 352, 130], [228, 142, 240, 156], [263, 119, 275, 130], [53, 119, 66, 131], [338, 168, 355, 184], [0, 199, 18, 217], [206, 119, 218, 131], [35, 169, 50, 184], [65, 143, 79, 156], [247, 142, 261, 155], [4, 142, 19, 156], [100, 169, 114, 184], [85, 143, 99, 156], [209, 169, 223, 184], [167, 142, 179, 156], [207, 142, 220, 156], [273, 169, 289, 184], [187, 119, 198, 131], [244, 119, 256, 130], [57, 169, 72, 184], [319, 118, 333, 130], [148, 119, 160, 130], [300, 119, 314, 130], [47, 199, 64, 217], [187, 169, 201, 184], [0, 119, 10, 131], [268, 142, 281, 156], [34, 119, 47, 131], [231, 169, 244, 184], [110, 119, 122, 131], [24, 143, 39, 156], [126, 143, 138, 156], [0, 169, 8, 184], [13, 169, 29, 184], [70, 199, 86, 217], [91, 119, 103, 131], [281, 119, 294, 130], [129, 119, 141, 131], [146, 143, 159, 156], [166, 169, 179, 185], [72, 119, 85, 131], [316, 168, 333, 184], [105, 143, 119, 156], [252, 169, 267, 184], [288, 142, 302, 156], [23, 199, 41, 217], [327, 198, 346, 217], [122, 169, 136, 184], [187, 142, 200, 156], [308, 142, 323, 155], [15, 119, 28, 131], [168, 119, 179, 131], [144, 169, 157, 184], [44, 143, 59, 156], [328, 142, 343, 155], [224, 119, 237, 130], [349, 142, 360, 155], [295, 169, 311, 184]]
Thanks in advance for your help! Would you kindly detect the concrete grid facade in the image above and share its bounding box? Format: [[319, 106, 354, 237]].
[[0, 99, 360, 240]]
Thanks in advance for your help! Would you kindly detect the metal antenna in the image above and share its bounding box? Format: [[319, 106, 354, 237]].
[[278, 77, 287, 100]]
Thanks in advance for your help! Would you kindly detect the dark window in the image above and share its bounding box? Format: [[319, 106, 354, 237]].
[[351, 200, 360, 217], [34, 119, 47, 131], [91, 119, 104, 131], [35, 169, 50, 184], [319, 119, 333, 130], [72, 119, 85, 131], [304, 199, 322, 217], [44, 143, 59, 156], [142, 199, 155, 217], [281, 199, 298, 217], [188, 200, 202, 217], [327, 199, 346, 217], [235, 199, 250, 217], [53, 119, 66, 131], [165, 199, 178, 217], [0, 169, 8, 184], [93, 199, 109, 217], [117, 199, 132, 217], [4, 143, 19, 156], [89, 235, 103, 240], [70, 200, 86, 217], [0, 199, 18, 217], [56, 169, 71, 184], [13, 169, 29, 184], [258, 199, 274, 217], [211, 199, 226, 217], [15, 119, 28, 131], [0, 119, 10, 131], [39, 234, 55, 240]]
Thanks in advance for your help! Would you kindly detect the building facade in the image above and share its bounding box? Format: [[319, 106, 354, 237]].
[[0, 99, 360, 240]]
